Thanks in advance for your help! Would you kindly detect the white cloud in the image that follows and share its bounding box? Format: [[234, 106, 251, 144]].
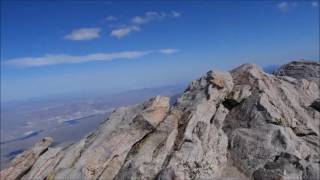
[[312, 1, 319, 7], [4, 49, 179, 67], [4, 51, 151, 67], [131, 11, 167, 25], [64, 28, 101, 41], [171, 11, 181, 18], [106, 16, 117, 21], [131, 16, 149, 24], [277, 1, 298, 12], [110, 25, 140, 38], [277, 1, 289, 12], [110, 11, 181, 39], [159, 49, 179, 55]]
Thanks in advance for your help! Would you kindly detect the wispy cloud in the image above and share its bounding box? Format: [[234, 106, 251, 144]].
[[131, 11, 167, 25], [312, 1, 319, 7], [4, 49, 180, 67], [171, 11, 181, 18], [110, 11, 181, 39], [4, 51, 151, 67], [159, 49, 179, 55], [106, 16, 117, 21], [110, 25, 140, 38], [277, 1, 289, 12], [277, 1, 297, 12], [64, 28, 101, 41]]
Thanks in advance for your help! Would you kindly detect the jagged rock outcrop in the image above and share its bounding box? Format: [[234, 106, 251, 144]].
[[1, 61, 319, 180], [274, 60, 320, 86]]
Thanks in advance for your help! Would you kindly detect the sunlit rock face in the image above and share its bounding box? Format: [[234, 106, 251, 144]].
[[1, 61, 319, 180]]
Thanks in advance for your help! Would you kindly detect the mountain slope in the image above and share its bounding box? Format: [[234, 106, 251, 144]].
[[1, 61, 319, 180]]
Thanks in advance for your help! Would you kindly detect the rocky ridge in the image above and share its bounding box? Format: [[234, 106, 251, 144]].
[[1, 61, 319, 180]]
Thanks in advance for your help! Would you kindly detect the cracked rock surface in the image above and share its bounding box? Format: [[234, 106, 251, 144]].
[[1, 61, 319, 180]]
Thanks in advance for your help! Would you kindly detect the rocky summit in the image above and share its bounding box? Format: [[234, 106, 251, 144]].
[[1, 61, 319, 180]]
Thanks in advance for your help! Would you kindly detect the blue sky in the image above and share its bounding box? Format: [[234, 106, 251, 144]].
[[1, 1, 319, 102]]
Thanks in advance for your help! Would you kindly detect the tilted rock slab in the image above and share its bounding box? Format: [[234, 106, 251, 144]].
[[1, 61, 319, 180], [0, 137, 53, 180]]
